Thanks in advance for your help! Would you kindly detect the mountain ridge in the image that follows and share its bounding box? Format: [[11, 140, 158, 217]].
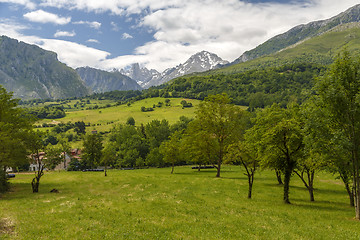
[[0, 35, 90, 100], [77, 67, 142, 93], [231, 4, 360, 65], [121, 51, 228, 88]]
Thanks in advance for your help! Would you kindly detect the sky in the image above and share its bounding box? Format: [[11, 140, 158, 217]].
[[0, 0, 358, 72]]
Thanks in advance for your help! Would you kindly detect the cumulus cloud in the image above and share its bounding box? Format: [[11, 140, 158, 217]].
[[24, 9, 71, 25], [0, 20, 109, 69], [73, 21, 101, 29], [2, 0, 359, 72], [0, 0, 36, 9], [54, 30, 76, 38], [87, 39, 100, 43], [122, 33, 133, 39]]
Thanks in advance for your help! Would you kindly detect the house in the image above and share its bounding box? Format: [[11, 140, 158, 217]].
[[54, 152, 72, 171], [29, 152, 46, 172]]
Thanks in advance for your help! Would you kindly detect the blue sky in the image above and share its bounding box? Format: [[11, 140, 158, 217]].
[[0, 0, 357, 71]]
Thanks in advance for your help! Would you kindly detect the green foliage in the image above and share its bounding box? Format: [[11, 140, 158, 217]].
[[159, 131, 184, 174], [187, 94, 249, 177], [314, 50, 360, 217], [74, 121, 86, 135], [82, 133, 103, 168], [250, 103, 304, 203], [0, 85, 35, 192], [126, 116, 135, 126], [159, 63, 323, 107]]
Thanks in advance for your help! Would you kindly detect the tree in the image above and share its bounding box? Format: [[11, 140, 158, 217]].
[[315, 50, 360, 218], [145, 119, 171, 149], [57, 138, 71, 170], [101, 142, 118, 176], [82, 133, 103, 169], [193, 94, 249, 177], [126, 116, 135, 126], [159, 131, 183, 174], [74, 121, 86, 135], [253, 103, 304, 204], [110, 124, 148, 168], [29, 132, 63, 193], [0, 86, 35, 192]]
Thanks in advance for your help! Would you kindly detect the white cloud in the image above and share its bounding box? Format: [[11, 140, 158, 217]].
[[0, 0, 36, 9], [73, 21, 101, 29], [87, 39, 100, 43], [111, 22, 119, 31], [24, 9, 71, 25], [122, 32, 133, 39], [0, 19, 109, 69], [54, 30, 75, 38], [2, 0, 359, 73]]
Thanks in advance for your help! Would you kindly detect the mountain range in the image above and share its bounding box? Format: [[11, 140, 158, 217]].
[[76, 67, 142, 93], [1, 4, 360, 100], [120, 51, 229, 88]]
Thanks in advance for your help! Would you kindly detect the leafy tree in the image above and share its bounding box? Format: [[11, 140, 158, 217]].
[[126, 116, 135, 126], [110, 124, 148, 168], [101, 142, 118, 176], [160, 131, 183, 174], [253, 103, 304, 204], [29, 132, 62, 193], [193, 94, 249, 177], [0, 86, 35, 192], [226, 132, 261, 199], [182, 120, 216, 170], [74, 121, 86, 135], [82, 133, 103, 169], [145, 119, 171, 149], [315, 50, 360, 218]]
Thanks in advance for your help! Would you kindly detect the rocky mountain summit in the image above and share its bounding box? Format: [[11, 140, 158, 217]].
[[121, 51, 228, 88]]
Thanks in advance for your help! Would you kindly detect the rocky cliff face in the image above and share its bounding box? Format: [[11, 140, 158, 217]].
[[121, 51, 228, 88], [77, 67, 142, 93], [120, 63, 161, 88], [231, 4, 360, 65], [0, 35, 90, 99]]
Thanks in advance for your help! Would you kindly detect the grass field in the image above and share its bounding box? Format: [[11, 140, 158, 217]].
[[37, 98, 200, 133], [1, 166, 359, 239]]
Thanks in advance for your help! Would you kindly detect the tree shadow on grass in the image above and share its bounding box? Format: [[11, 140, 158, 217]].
[[291, 199, 351, 212], [5, 182, 62, 199]]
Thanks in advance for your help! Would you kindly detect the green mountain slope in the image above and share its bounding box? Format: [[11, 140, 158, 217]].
[[0, 36, 90, 100], [211, 22, 360, 74], [231, 4, 360, 64]]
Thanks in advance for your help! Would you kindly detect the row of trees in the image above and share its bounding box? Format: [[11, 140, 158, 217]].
[[79, 51, 360, 219]]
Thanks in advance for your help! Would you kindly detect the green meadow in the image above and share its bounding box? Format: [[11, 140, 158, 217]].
[[38, 98, 200, 132], [1, 167, 359, 239]]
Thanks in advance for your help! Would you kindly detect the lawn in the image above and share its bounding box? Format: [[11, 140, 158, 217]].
[[0, 166, 359, 239]]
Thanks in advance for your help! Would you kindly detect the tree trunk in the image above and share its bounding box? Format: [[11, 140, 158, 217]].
[[345, 182, 355, 207], [171, 162, 174, 174], [104, 165, 107, 177], [216, 160, 221, 177], [198, 164, 201, 172], [276, 169, 283, 185], [248, 175, 253, 199], [283, 167, 292, 204], [308, 187, 314, 202], [31, 177, 40, 193]]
